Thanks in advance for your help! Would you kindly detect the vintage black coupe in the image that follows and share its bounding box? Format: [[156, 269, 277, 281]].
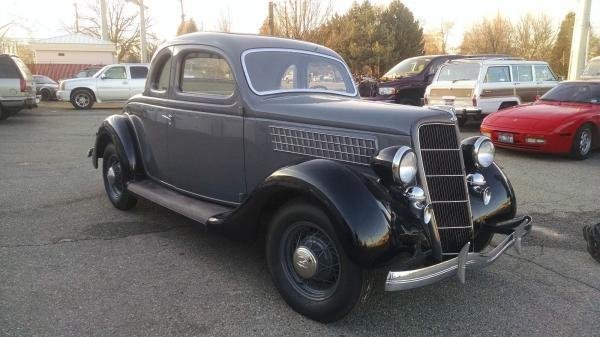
[[89, 33, 532, 322]]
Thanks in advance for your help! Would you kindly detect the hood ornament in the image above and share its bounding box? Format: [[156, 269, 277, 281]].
[[430, 105, 457, 122]]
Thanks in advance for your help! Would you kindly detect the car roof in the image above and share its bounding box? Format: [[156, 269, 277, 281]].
[[164, 32, 343, 60], [447, 58, 548, 65], [560, 80, 600, 84]]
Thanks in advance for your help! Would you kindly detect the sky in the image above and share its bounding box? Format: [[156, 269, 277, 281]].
[[1, 0, 599, 50]]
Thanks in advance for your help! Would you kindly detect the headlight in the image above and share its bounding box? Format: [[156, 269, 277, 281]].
[[378, 87, 396, 95], [392, 146, 417, 184], [473, 137, 495, 168]]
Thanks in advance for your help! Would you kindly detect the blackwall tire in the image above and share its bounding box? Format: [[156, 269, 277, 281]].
[[0, 105, 7, 121], [102, 143, 137, 210], [266, 200, 366, 323], [571, 124, 593, 160], [71, 90, 94, 110], [41, 89, 50, 101]]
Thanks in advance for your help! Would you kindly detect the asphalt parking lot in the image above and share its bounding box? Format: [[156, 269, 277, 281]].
[[1, 102, 599, 337]]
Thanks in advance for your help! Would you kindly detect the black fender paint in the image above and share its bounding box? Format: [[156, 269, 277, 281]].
[[92, 114, 140, 177], [217, 159, 416, 268]]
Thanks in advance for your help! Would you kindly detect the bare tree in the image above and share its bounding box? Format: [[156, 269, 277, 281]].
[[260, 0, 333, 40], [460, 13, 514, 55], [72, 0, 156, 62], [177, 19, 199, 36], [440, 21, 454, 54], [423, 21, 454, 54], [513, 14, 555, 60], [216, 9, 231, 33]]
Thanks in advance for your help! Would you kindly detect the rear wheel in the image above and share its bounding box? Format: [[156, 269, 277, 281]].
[[266, 200, 366, 323], [71, 90, 94, 110], [102, 143, 137, 210], [41, 89, 50, 101], [457, 116, 467, 127], [571, 124, 593, 160]]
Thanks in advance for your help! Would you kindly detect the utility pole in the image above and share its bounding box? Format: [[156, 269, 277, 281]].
[[568, 0, 591, 80], [268, 1, 275, 36], [179, 0, 185, 24], [74, 2, 79, 33], [126, 0, 148, 63], [100, 0, 109, 41]]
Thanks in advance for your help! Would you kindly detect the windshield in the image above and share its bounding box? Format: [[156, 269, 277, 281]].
[[382, 57, 431, 79], [243, 49, 356, 96], [437, 63, 480, 82], [582, 59, 600, 78], [541, 82, 600, 103]]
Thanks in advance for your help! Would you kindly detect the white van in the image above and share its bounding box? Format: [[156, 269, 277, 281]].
[[424, 58, 559, 125]]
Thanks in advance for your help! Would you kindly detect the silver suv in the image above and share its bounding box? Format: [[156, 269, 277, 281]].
[[0, 54, 37, 121]]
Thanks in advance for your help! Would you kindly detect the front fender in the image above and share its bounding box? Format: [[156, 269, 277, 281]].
[[221, 159, 401, 267], [92, 114, 140, 176]]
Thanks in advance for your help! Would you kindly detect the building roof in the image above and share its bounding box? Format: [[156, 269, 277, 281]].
[[34, 33, 114, 45]]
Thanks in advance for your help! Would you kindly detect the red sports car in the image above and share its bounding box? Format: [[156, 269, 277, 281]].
[[481, 81, 600, 159]]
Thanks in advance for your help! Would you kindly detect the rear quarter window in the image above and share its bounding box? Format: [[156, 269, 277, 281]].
[[0, 57, 21, 79]]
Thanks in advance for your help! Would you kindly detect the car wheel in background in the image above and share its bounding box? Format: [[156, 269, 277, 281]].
[[398, 98, 420, 106], [102, 143, 137, 210], [41, 89, 50, 101], [0, 105, 7, 121], [571, 124, 593, 160], [457, 116, 467, 127], [71, 90, 95, 110], [266, 200, 367, 323]]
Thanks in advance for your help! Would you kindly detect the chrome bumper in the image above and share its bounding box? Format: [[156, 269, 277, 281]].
[[385, 216, 532, 291]]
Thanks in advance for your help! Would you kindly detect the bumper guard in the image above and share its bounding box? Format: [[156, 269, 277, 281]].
[[385, 216, 532, 291]]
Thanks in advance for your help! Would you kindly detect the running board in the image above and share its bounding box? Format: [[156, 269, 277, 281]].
[[127, 180, 233, 225]]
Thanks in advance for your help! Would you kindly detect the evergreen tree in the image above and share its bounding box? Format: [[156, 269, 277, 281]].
[[550, 12, 575, 77]]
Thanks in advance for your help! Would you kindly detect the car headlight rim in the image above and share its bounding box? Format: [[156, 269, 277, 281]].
[[473, 136, 495, 168], [392, 146, 417, 184]]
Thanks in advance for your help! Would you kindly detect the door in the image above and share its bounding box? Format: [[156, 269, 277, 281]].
[[96, 65, 130, 101], [128, 65, 149, 97], [129, 53, 173, 184], [512, 65, 537, 103], [481, 65, 513, 112], [534, 64, 558, 97], [166, 46, 245, 204]]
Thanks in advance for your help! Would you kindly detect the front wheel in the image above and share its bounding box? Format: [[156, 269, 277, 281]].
[[571, 124, 593, 160], [266, 200, 366, 323], [102, 143, 137, 210], [71, 90, 94, 110]]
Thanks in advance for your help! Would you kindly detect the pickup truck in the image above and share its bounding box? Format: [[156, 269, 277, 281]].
[[57, 63, 149, 109]]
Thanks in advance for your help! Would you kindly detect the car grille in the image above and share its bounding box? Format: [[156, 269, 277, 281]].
[[418, 123, 473, 255]]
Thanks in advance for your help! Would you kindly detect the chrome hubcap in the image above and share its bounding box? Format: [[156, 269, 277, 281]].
[[107, 166, 116, 186], [75, 94, 89, 107], [292, 246, 318, 279], [580, 130, 592, 155]]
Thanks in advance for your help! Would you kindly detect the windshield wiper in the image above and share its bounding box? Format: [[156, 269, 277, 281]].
[[452, 78, 471, 83]]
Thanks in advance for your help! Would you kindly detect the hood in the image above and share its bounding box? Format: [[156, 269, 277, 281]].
[[250, 94, 453, 136], [377, 74, 419, 88], [62, 77, 95, 85], [484, 101, 590, 131]]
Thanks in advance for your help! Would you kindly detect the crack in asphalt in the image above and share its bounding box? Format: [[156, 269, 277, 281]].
[[506, 252, 600, 293], [0, 225, 191, 249]]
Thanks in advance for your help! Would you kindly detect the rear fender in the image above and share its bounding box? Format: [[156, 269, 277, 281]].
[[92, 114, 140, 176]]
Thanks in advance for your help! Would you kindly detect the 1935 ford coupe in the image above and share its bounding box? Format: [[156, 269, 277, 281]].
[[89, 33, 532, 322]]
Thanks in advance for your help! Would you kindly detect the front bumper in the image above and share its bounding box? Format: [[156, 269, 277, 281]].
[[56, 90, 71, 101], [385, 215, 532, 291]]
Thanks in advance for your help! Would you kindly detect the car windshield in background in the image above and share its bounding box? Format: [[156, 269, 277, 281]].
[[242, 49, 356, 96], [437, 63, 480, 82], [382, 57, 431, 79], [541, 83, 600, 103], [582, 60, 600, 77]]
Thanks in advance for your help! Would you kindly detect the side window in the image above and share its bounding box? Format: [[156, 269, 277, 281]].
[[511, 65, 533, 82], [180, 52, 234, 96], [280, 65, 296, 89], [534, 65, 557, 81], [308, 62, 346, 92], [485, 66, 511, 83], [151, 55, 172, 91], [427, 58, 445, 75], [130, 66, 148, 79], [103, 66, 127, 79]]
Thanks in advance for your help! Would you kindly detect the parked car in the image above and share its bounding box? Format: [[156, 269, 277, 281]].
[[481, 81, 600, 159], [425, 57, 559, 125], [57, 63, 149, 109], [33, 75, 58, 101], [581, 56, 600, 80], [361, 55, 466, 105], [72, 66, 102, 79], [0, 54, 37, 121], [89, 33, 532, 322]]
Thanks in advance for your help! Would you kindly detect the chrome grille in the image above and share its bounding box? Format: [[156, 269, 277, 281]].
[[418, 123, 473, 255], [270, 126, 377, 165]]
